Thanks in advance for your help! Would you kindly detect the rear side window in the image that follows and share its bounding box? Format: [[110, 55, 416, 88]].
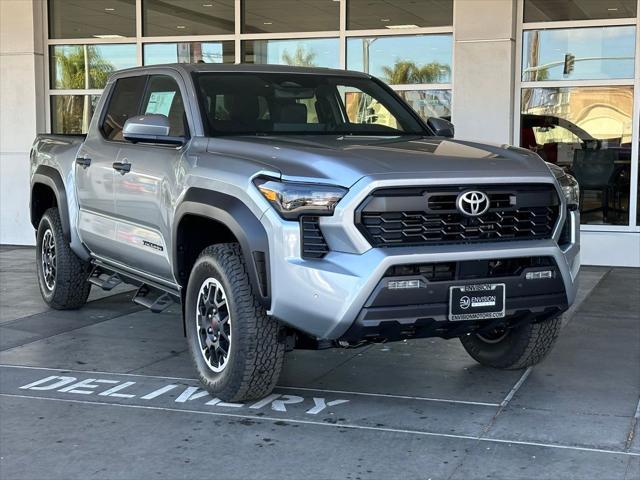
[[141, 75, 188, 137], [101, 76, 147, 141]]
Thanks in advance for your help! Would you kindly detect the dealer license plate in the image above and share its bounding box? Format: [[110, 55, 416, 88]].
[[448, 283, 506, 321]]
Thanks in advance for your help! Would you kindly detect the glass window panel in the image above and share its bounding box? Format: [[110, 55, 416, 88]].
[[142, 0, 234, 36], [243, 0, 339, 33], [50, 95, 100, 134], [243, 38, 340, 68], [340, 86, 400, 130], [50, 44, 136, 89], [521, 86, 634, 226], [193, 72, 425, 135], [524, 0, 637, 22], [102, 76, 148, 141], [522, 26, 636, 82], [88, 44, 138, 88], [347, 35, 452, 84], [50, 45, 85, 89], [48, 0, 136, 39], [347, 0, 453, 29], [141, 75, 187, 137], [397, 89, 451, 121], [144, 42, 235, 65]]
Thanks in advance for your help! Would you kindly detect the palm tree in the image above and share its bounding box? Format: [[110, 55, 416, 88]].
[[52, 46, 116, 133], [381, 60, 451, 84], [281, 46, 317, 67]]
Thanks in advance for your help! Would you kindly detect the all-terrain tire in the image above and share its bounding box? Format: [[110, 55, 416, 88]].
[[36, 207, 91, 309], [185, 243, 285, 402], [460, 316, 562, 369]]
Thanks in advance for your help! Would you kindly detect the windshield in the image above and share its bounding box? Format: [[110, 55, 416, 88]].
[[192, 72, 426, 136]]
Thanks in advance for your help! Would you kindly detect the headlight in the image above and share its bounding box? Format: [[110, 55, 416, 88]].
[[546, 163, 579, 210], [253, 177, 348, 220]]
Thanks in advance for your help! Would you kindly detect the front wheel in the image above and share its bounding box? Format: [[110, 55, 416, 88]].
[[36, 207, 91, 309], [460, 316, 562, 369], [185, 243, 285, 402]]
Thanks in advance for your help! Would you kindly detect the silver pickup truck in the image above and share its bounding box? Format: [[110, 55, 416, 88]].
[[30, 64, 580, 402]]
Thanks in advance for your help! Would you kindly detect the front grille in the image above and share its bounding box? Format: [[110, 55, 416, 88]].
[[356, 184, 560, 247], [300, 216, 329, 258]]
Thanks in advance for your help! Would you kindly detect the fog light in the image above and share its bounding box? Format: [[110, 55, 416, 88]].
[[526, 270, 553, 280], [388, 279, 421, 290]]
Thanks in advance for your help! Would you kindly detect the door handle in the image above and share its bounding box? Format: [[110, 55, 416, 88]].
[[112, 161, 131, 174], [76, 157, 91, 168]]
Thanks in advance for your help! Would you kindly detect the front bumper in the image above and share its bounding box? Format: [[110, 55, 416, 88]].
[[260, 173, 580, 341], [263, 209, 579, 340], [341, 256, 568, 342]]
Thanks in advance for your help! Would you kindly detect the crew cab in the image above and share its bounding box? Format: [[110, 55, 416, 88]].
[[30, 64, 580, 401]]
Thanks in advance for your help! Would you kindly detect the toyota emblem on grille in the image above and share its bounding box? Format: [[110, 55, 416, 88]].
[[457, 190, 490, 216]]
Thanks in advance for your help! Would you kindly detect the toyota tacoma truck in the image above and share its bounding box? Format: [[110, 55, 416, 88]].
[[30, 64, 580, 402]]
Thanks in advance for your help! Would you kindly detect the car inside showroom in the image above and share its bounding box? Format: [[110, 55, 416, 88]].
[[0, 1, 638, 480]]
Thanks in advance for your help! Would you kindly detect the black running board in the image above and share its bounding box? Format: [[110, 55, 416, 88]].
[[89, 262, 181, 314], [89, 269, 122, 291], [133, 285, 174, 313]]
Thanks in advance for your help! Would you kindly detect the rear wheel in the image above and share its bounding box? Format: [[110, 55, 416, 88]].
[[36, 207, 91, 309], [185, 243, 285, 402], [460, 317, 562, 369]]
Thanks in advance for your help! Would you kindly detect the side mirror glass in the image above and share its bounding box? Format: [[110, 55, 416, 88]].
[[427, 117, 455, 138], [123, 114, 185, 145]]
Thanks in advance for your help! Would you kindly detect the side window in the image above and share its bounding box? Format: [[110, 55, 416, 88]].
[[101, 76, 147, 141], [141, 75, 188, 137], [338, 85, 402, 131]]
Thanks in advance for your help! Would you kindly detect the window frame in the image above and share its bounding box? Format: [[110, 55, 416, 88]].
[[43, 0, 454, 138], [514, 0, 640, 232], [191, 71, 432, 137], [99, 74, 148, 142], [98, 71, 192, 145]]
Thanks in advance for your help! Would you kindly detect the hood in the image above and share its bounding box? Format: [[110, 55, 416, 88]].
[[206, 135, 552, 187]]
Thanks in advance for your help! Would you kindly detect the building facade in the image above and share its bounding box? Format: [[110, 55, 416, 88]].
[[1, 0, 639, 266]]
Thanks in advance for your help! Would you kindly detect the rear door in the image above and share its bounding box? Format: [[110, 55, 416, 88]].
[[76, 75, 147, 262], [112, 73, 191, 281]]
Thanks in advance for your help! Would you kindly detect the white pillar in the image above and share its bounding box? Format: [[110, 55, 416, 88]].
[[0, 0, 46, 245], [452, 0, 517, 145]]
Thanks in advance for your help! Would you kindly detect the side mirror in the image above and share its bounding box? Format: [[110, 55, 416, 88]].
[[427, 117, 455, 138], [123, 114, 185, 145]]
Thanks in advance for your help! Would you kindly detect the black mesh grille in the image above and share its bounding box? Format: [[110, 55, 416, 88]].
[[385, 256, 557, 281], [356, 185, 560, 247], [301, 216, 329, 258]]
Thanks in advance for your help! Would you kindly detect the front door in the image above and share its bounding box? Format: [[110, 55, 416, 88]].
[[113, 73, 190, 282], [76, 75, 147, 263]]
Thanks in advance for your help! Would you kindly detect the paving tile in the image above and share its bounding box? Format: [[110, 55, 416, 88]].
[[0, 365, 499, 439], [625, 456, 640, 480], [0, 246, 133, 324], [488, 404, 633, 450], [307, 338, 523, 404], [0, 394, 466, 480], [0, 292, 143, 348], [576, 268, 640, 318], [450, 440, 634, 480], [76, 306, 183, 342], [127, 349, 194, 378], [0, 323, 185, 374], [562, 266, 608, 325], [630, 416, 640, 454], [0, 326, 41, 350], [506, 313, 640, 417]]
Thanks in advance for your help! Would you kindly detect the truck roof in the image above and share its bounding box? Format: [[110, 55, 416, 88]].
[[116, 63, 371, 78]]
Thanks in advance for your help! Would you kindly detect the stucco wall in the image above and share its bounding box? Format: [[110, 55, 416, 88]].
[[1, 0, 46, 245]]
